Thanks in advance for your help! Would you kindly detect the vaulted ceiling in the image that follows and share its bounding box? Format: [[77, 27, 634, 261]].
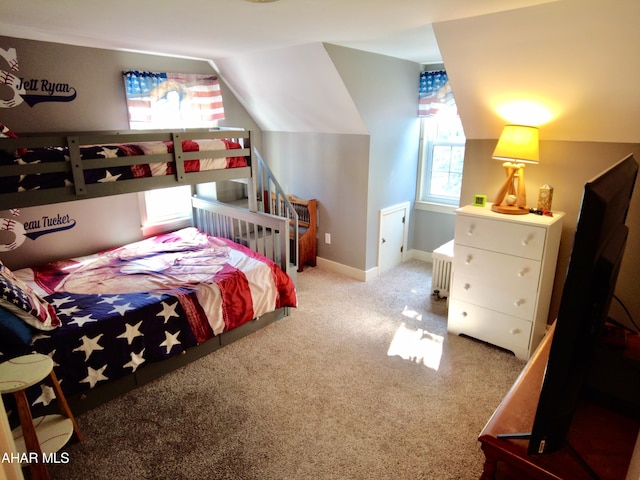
[[1, 0, 555, 64], [2, 0, 639, 142]]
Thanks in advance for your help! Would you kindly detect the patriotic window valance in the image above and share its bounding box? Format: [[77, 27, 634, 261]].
[[123, 71, 224, 129], [418, 70, 456, 117]]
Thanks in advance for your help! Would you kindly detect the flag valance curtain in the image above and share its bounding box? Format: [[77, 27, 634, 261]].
[[418, 70, 455, 117], [123, 71, 224, 129]]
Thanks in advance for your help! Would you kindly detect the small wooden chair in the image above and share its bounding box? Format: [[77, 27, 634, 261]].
[[265, 192, 317, 272], [287, 195, 317, 272]]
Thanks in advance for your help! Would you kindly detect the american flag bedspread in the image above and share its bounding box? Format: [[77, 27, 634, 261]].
[[0, 138, 247, 193], [11, 227, 296, 402]]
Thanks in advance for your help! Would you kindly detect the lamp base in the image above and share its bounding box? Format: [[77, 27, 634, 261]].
[[491, 203, 530, 215]]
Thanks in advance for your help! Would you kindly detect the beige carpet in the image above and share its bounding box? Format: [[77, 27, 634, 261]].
[[48, 260, 524, 480]]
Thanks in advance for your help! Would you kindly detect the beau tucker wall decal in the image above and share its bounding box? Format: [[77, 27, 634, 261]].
[[1, 213, 77, 252], [1, 44, 79, 250]]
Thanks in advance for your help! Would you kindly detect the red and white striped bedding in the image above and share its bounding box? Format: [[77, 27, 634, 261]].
[[19, 227, 296, 338]]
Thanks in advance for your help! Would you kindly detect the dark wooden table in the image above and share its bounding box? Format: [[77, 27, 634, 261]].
[[478, 323, 639, 480]]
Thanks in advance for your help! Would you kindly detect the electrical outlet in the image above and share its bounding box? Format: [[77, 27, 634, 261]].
[[325, 233, 331, 244]]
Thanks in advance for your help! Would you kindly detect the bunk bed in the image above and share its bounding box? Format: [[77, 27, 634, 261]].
[[0, 127, 254, 208], [0, 127, 297, 414]]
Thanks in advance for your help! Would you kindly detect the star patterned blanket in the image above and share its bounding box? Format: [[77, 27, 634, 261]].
[[11, 227, 296, 404], [0, 138, 247, 193]]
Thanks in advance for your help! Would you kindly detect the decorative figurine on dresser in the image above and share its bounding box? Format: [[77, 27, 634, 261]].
[[447, 204, 564, 360]]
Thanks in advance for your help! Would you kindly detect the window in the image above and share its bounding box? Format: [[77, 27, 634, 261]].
[[123, 71, 225, 232], [139, 185, 193, 236], [123, 71, 224, 130], [417, 114, 466, 206], [416, 69, 466, 209]]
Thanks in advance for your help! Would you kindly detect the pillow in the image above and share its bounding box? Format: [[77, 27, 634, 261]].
[[0, 306, 33, 346], [0, 262, 60, 330]]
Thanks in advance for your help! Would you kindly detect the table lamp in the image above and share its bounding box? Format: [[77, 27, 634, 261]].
[[491, 125, 539, 215]]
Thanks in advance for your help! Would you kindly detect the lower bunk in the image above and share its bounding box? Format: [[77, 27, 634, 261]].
[[54, 308, 286, 415], [0, 198, 296, 417]]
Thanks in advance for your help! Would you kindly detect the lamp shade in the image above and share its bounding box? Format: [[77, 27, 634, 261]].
[[492, 125, 539, 164]]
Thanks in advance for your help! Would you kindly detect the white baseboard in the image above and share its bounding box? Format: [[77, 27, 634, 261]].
[[408, 248, 433, 263], [315, 250, 433, 282], [315, 257, 374, 282]]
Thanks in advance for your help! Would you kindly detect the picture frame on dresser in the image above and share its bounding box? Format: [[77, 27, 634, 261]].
[[447, 203, 564, 360]]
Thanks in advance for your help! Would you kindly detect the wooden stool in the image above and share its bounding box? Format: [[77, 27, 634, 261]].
[[0, 353, 82, 480]]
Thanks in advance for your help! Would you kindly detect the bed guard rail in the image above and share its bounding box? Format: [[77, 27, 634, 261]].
[[0, 129, 252, 209], [191, 196, 291, 275], [252, 147, 299, 268]]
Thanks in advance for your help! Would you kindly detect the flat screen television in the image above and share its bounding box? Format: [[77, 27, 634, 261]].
[[527, 153, 639, 456]]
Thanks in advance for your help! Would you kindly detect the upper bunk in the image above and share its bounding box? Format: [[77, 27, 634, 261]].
[[0, 128, 253, 209]]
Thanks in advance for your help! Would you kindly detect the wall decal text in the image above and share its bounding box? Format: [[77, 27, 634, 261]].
[[0, 213, 77, 251], [1, 46, 77, 108]]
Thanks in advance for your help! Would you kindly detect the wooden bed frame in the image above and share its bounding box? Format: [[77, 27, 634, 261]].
[[0, 129, 295, 415]]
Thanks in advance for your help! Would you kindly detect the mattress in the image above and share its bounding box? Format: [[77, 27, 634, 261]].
[[5, 227, 296, 400]]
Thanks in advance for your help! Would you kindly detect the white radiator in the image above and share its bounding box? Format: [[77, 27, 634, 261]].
[[431, 240, 454, 298]]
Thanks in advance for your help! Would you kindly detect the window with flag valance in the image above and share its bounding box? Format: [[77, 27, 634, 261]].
[[123, 71, 224, 129], [418, 70, 455, 117], [123, 71, 226, 234], [416, 69, 466, 207]]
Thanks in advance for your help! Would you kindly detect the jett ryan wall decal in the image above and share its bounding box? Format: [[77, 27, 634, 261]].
[[1, 46, 77, 108]]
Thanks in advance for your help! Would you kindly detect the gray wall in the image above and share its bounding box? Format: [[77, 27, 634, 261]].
[[325, 46, 420, 271], [412, 209, 456, 254], [262, 45, 421, 273], [0, 36, 259, 269], [263, 131, 370, 270]]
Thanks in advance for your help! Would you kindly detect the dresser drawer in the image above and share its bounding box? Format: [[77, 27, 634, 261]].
[[451, 273, 537, 321], [453, 245, 541, 292], [455, 215, 546, 260], [447, 300, 532, 360]]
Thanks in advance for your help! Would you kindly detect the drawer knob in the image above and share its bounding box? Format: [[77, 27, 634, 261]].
[[510, 328, 521, 335], [514, 299, 525, 306], [461, 311, 468, 318], [517, 268, 529, 277], [464, 283, 471, 291], [521, 234, 535, 246], [465, 255, 472, 264], [467, 225, 475, 236]]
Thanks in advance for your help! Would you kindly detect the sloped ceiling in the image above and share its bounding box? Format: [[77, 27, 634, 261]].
[[0, 0, 558, 135], [214, 43, 368, 134], [434, 0, 640, 142], [0, 0, 556, 64], [2, 0, 639, 141]]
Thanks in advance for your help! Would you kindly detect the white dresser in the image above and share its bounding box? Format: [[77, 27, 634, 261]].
[[447, 204, 564, 360]]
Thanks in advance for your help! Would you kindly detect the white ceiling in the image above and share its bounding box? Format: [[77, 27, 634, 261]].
[[3, 0, 639, 143], [0, 0, 557, 64]]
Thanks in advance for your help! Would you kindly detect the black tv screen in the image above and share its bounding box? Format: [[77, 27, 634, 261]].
[[528, 154, 638, 455]]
